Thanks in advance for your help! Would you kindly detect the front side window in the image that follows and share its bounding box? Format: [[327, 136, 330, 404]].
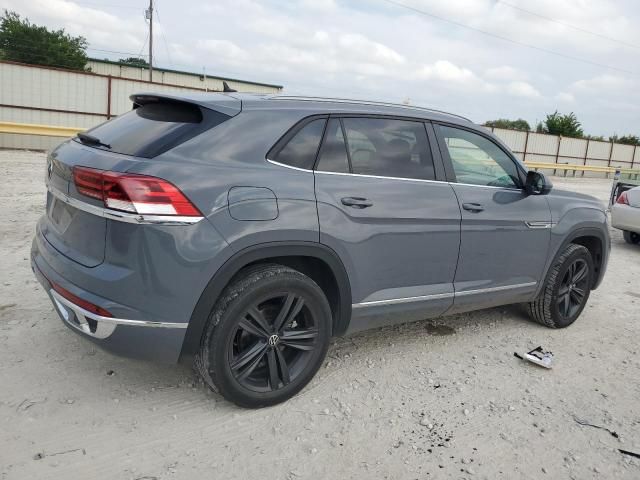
[[342, 118, 435, 181], [272, 118, 326, 169], [437, 125, 521, 188]]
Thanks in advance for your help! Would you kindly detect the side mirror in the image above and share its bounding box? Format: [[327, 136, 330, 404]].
[[525, 171, 552, 195]]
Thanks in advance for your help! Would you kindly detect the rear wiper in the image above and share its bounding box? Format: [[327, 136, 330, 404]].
[[77, 132, 111, 149]]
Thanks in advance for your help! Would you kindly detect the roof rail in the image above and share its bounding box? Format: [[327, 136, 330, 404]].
[[271, 95, 473, 122]]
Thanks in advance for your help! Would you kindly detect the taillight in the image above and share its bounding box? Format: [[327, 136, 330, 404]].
[[51, 281, 113, 318], [617, 191, 629, 205], [72, 166, 201, 216]]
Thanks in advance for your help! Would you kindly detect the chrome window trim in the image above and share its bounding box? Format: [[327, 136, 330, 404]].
[[525, 221, 557, 229], [267, 161, 524, 191], [51, 290, 188, 330], [352, 282, 537, 308], [452, 182, 523, 192], [315, 170, 446, 185], [266, 158, 315, 173], [48, 186, 204, 225]]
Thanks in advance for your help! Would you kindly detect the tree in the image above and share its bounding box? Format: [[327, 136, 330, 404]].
[[484, 118, 531, 131], [118, 56, 149, 67], [609, 134, 640, 146], [584, 134, 605, 142], [536, 111, 583, 138], [0, 10, 87, 70]]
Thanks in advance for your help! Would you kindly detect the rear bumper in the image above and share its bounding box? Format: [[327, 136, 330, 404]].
[[31, 229, 188, 363], [611, 203, 640, 233]]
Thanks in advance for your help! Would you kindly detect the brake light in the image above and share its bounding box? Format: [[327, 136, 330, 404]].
[[73, 166, 201, 216], [617, 191, 629, 205], [51, 281, 113, 318]]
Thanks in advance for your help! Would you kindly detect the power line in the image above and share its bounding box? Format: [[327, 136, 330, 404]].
[[71, 1, 143, 10], [154, 2, 173, 65], [496, 0, 640, 51], [136, 30, 149, 59], [379, 0, 636, 76]]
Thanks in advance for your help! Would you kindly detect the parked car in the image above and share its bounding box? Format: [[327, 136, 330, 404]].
[[611, 185, 640, 245], [31, 93, 610, 407]]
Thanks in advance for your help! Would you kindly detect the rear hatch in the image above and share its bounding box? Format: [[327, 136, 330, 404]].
[[43, 94, 237, 267]]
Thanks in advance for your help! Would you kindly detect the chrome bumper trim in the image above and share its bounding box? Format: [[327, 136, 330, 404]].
[[48, 185, 203, 225], [50, 289, 188, 339]]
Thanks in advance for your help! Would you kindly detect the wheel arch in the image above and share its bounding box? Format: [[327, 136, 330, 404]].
[[538, 227, 608, 298], [179, 242, 352, 361]]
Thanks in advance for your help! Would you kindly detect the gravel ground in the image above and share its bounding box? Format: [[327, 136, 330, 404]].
[[1, 150, 639, 480]]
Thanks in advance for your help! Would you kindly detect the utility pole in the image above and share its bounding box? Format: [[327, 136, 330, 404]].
[[147, 0, 153, 82]]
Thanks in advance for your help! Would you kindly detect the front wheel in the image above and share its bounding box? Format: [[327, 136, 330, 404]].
[[623, 230, 640, 245], [527, 244, 593, 328], [195, 264, 332, 408]]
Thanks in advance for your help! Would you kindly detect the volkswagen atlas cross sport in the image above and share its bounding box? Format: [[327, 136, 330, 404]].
[[31, 93, 610, 407]]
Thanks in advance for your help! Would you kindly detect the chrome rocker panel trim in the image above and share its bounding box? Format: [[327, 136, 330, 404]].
[[50, 289, 188, 339], [48, 186, 204, 225], [352, 282, 537, 308]]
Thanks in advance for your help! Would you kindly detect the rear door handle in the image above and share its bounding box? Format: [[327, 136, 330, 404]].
[[462, 202, 484, 212], [341, 197, 373, 209]]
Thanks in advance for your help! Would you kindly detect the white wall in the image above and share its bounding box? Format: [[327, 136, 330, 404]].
[[86, 60, 281, 94], [0, 61, 281, 150], [491, 127, 640, 176]]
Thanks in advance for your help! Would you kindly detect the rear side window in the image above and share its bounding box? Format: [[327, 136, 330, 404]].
[[272, 118, 326, 169], [316, 119, 350, 173], [342, 118, 435, 181], [77, 101, 229, 158]]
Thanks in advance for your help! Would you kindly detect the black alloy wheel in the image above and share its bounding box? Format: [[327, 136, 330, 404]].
[[228, 292, 318, 392], [527, 243, 593, 328], [556, 258, 590, 320], [196, 264, 331, 408]]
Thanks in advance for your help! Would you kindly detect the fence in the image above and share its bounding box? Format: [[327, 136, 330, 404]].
[[0, 61, 280, 151], [488, 127, 640, 176]]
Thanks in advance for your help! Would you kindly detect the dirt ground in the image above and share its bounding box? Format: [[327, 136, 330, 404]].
[[1, 150, 639, 480]]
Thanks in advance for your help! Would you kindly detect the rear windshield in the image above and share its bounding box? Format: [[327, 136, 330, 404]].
[[76, 101, 230, 158]]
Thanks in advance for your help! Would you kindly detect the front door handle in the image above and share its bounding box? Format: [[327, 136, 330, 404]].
[[462, 202, 484, 212], [341, 197, 373, 209]]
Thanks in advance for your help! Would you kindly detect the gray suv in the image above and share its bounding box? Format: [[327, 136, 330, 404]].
[[31, 93, 610, 407]]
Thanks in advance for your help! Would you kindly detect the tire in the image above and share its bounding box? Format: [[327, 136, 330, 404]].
[[623, 230, 640, 245], [195, 264, 332, 408], [527, 244, 594, 329]]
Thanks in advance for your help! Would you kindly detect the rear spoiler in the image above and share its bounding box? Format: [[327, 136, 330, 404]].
[[130, 92, 242, 117]]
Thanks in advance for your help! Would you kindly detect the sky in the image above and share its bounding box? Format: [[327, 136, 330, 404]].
[[4, 0, 640, 137]]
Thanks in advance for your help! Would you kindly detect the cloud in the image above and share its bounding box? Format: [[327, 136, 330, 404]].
[[484, 66, 525, 81], [570, 74, 632, 92], [555, 92, 575, 103], [197, 40, 250, 64], [338, 34, 405, 66], [8, 0, 640, 136], [506, 81, 541, 98]]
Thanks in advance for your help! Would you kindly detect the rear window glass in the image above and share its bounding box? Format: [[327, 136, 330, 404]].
[[76, 101, 229, 158], [272, 118, 326, 169]]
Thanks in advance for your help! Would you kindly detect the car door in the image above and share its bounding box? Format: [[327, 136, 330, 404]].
[[314, 116, 461, 332], [434, 123, 552, 313]]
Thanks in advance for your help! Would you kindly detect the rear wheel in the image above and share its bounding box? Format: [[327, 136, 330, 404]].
[[527, 244, 593, 328], [623, 230, 640, 245], [195, 264, 332, 408]]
